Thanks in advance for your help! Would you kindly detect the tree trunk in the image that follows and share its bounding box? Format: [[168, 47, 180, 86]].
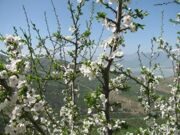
[[103, 69, 113, 135]]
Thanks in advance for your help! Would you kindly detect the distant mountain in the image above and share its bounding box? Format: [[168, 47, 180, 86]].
[[122, 52, 172, 68], [122, 52, 174, 76]]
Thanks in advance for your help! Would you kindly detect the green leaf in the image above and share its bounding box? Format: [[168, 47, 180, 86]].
[[82, 30, 91, 37], [18, 86, 28, 96], [0, 62, 5, 70], [0, 35, 5, 41], [96, 12, 106, 20], [169, 19, 180, 25], [134, 23, 145, 30], [175, 0, 180, 4], [0, 90, 7, 102]]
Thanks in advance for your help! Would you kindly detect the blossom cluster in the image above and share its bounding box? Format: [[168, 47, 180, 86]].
[[1, 0, 178, 135], [0, 35, 59, 135]]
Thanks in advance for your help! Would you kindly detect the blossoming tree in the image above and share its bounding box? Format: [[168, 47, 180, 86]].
[[0, 0, 179, 135]]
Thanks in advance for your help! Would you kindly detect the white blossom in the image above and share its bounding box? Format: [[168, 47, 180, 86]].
[[24, 61, 31, 72], [79, 63, 98, 80], [103, 18, 116, 32], [4, 35, 21, 45], [129, 23, 136, 32], [77, 0, 83, 3], [9, 75, 18, 88], [122, 15, 132, 27], [110, 50, 123, 59], [0, 70, 8, 79], [108, 0, 119, 5], [6, 59, 22, 72]]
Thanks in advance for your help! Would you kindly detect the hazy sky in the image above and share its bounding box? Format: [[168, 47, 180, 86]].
[[0, 0, 179, 54]]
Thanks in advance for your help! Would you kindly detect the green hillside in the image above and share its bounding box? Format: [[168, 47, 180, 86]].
[[0, 55, 172, 134], [43, 76, 171, 134]]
